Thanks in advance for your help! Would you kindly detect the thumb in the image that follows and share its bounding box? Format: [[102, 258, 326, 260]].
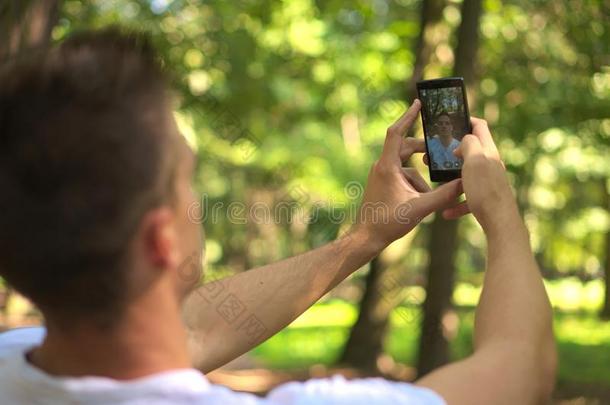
[[418, 179, 464, 215], [454, 134, 482, 160], [380, 100, 421, 165]]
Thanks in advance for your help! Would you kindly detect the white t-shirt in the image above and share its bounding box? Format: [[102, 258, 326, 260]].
[[0, 327, 446, 405]]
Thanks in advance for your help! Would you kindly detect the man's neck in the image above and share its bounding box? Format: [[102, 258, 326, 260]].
[[439, 135, 453, 148], [29, 289, 192, 380]]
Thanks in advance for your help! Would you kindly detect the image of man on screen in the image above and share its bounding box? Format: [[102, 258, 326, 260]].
[[427, 112, 461, 170]]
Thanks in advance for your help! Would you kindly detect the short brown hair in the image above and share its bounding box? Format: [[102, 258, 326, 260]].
[[0, 28, 177, 327]]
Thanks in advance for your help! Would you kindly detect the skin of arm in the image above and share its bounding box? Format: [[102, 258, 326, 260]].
[[183, 228, 381, 373], [182, 100, 466, 373], [416, 118, 557, 404]]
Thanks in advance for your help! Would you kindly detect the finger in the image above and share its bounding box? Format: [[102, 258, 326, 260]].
[[391, 99, 421, 138], [453, 134, 483, 160], [399, 137, 426, 163], [402, 167, 431, 193], [380, 100, 421, 165], [418, 179, 464, 215], [470, 117, 498, 153], [442, 201, 471, 220], [422, 153, 429, 166]]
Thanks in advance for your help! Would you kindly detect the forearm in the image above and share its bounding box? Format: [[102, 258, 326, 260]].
[[416, 213, 555, 404], [474, 205, 553, 349], [182, 228, 382, 373]]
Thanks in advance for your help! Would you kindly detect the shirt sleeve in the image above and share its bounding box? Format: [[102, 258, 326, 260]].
[[265, 375, 446, 405]]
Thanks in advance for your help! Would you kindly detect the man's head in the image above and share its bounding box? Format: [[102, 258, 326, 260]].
[[435, 112, 453, 138], [0, 29, 203, 329]]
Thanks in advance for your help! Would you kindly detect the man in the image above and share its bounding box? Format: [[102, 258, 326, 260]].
[[427, 112, 461, 170], [0, 29, 555, 404]]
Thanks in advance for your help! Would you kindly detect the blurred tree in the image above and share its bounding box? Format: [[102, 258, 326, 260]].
[[339, 0, 447, 370], [405, 0, 448, 101], [602, 180, 610, 318], [337, 256, 387, 370], [417, 0, 483, 376]]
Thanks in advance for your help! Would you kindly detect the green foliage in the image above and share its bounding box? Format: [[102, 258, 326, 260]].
[[471, 0, 610, 277], [253, 280, 610, 385], [2, 0, 605, 392], [52, 0, 433, 273], [51, 0, 610, 279]]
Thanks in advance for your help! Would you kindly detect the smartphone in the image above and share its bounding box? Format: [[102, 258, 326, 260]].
[[416, 77, 471, 182]]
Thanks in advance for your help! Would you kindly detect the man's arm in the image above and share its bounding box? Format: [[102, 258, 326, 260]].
[[183, 228, 380, 373], [417, 118, 557, 404], [183, 100, 465, 373]]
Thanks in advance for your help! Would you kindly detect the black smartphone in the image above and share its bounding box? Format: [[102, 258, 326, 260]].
[[416, 77, 471, 182]]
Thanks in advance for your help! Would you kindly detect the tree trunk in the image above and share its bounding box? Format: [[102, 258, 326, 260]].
[[339, 0, 447, 370], [417, 216, 459, 374], [451, 0, 483, 87], [600, 179, 610, 319], [339, 257, 388, 370], [404, 0, 447, 103], [417, 0, 483, 377]]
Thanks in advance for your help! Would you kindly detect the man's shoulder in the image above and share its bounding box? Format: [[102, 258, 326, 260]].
[[267, 375, 446, 404], [0, 327, 45, 404], [0, 328, 446, 405]]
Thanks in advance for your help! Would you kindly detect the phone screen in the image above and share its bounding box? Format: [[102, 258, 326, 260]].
[[417, 77, 471, 182]]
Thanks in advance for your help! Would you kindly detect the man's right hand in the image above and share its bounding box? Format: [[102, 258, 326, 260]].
[[353, 100, 464, 252], [444, 117, 518, 233]]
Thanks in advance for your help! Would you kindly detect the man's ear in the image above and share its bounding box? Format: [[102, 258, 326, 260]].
[[140, 207, 179, 270]]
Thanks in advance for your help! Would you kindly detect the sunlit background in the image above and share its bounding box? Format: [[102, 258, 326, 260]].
[[1, 0, 609, 403]]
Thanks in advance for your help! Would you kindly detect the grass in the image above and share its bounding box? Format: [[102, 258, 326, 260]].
[[250, 278, 610, 386]]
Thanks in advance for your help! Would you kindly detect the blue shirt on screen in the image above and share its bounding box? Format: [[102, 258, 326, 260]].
[[427, 137, 461, 170]]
